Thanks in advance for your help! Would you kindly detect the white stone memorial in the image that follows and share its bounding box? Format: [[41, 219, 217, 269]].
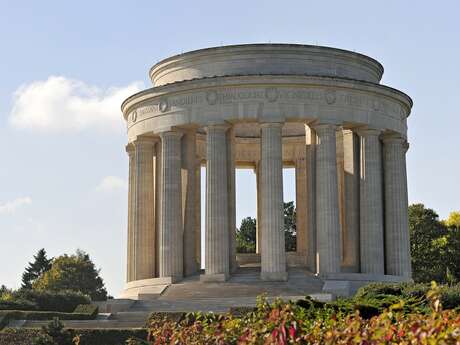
[[120, 44, 412, 299]]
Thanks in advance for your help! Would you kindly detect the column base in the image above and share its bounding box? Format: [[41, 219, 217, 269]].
[[200, 273, 229, 283], [260, 271, 288, 282]]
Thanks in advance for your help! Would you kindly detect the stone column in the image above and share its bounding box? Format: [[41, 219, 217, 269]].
[[260, 122, 287, 281], [227, 128, 237, 273], [158, 131, 183, 281], [202, 124, 230, 281], [295, 158, 307, 256], [182, 130, 198, 276], [132, 137, 156, 281], [195, 159, 202, 269], [255, 162, 262, 254], [305, 126, 317, 273], [154, 140, 162, 277], [126, 144, 135, 282], [359, 129, 385, 274], [383, 135, 411, 277], [314, 124, 341, 274], [342, 130, 360, 272]]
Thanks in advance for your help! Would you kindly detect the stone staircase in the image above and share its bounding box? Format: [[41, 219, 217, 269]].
[[6, 267, 331, 329]]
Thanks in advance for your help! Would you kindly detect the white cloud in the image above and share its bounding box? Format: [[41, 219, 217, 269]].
[[9, 76, 144, 132], [0, 197, 32, 214], [96, 176, 127, 192]]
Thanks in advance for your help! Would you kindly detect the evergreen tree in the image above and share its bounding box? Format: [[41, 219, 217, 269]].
[[236, 217, 257, 253], [21, 248, 53, 289], [284, 201, 297, 252]]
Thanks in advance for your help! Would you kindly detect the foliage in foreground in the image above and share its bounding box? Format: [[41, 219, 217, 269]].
[[144, 282, 460, 344]]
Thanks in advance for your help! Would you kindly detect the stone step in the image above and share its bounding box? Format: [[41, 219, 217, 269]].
[[12, 319, 146, 329]]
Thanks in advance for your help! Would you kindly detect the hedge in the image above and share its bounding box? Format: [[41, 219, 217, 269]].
[[145, 283, 460, 344], [10, 289, 91, 312], [73, 329, 148, 345], [0, 310, 97, 330], [0, 328, 147, 345], [73, 304, 98, 318]]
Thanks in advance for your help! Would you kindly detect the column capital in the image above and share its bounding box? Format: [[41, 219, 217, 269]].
[[260, 122, 284, 129], [204, 123, 231, 133], [311, 123, 339, 134], [381, 133, 406, 144], [356, 128, 382, 137], [133, 136, 158, 151], [159, 130, 183, 140]]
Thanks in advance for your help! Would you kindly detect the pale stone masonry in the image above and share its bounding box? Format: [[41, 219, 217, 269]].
[[260, 123, 287, 281], [158, 131, 183, 281], [383, 135, 411, 277], [132, 137, 156, 280], [121, 44, 413, 297], [359, 129, 385, 274], [314, 124, 341, 274], [203, 125, 230, 281]]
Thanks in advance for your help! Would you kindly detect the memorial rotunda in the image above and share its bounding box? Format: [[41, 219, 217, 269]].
[[120, 44, 413, 298]]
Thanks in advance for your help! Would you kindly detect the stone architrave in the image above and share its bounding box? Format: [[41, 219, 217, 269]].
[[359, 129, 385, 274], [158, 131, 183, 281], [260, 123, 287, 281]]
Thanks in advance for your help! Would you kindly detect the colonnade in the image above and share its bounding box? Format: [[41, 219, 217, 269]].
[[126, 122, 411, 283]]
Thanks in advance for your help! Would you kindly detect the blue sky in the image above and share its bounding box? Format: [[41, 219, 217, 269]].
[[1, 0, 459, 296]]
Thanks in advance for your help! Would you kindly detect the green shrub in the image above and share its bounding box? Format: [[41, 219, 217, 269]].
[[0, 299, 38, 311], [12, 289, 90, 312], [31, 318, 73, 345], [440, 284, 460, 309], [354, 282, 405, 299], [73, 329, 148, 345], [0, 328, 147, 345], [0, 310, 97, 330], [0, 328, 40, 345], [73, 304, 98, 318]]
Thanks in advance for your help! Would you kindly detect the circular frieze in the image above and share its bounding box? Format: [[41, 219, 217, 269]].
[[265, 87, 279, 102], [159, 99, 169, 112], [373, 100, 381, 111], [325, 90, 336, 104], [131, 110, 137, 123], [206, 91, 218, 105]]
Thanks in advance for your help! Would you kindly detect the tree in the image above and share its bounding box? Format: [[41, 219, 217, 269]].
[[235, 201, 298, 253], [21, 248, 53, 289], [284, 201, 297, 252], [409, 204, 450, 283], [444, 211, 460, 229], [33, 250, 108, 301], [236, 217, 256, 253]]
